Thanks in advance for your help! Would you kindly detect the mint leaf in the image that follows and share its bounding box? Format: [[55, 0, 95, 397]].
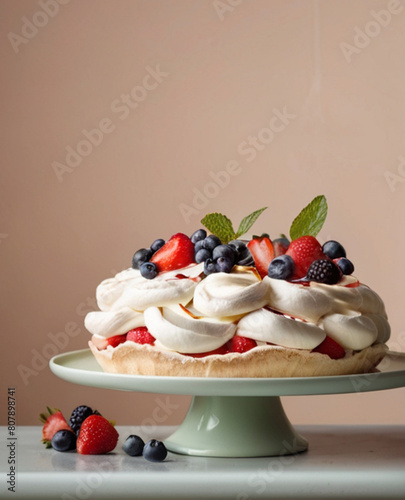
[[289, 195, 328, 240], [201, 213, 236, 243], [236, 207, 267, 239]]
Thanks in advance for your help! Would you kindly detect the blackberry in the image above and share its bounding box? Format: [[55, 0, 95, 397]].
[[306, 259, 341, 285], [69, 405, 94, 436]]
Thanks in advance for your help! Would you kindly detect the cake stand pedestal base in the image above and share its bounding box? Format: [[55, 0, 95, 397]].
[[164, 395, 308, 457]]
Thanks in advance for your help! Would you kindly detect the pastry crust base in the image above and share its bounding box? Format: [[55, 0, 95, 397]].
[[89, 341, 388, 378]]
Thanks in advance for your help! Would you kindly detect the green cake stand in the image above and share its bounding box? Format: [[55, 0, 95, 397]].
[[50, 349, 405, 458]]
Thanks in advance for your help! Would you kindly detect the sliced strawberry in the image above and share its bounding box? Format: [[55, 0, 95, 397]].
[[312, 336, 345, 360], [126, 326, 155, 345], [186, 344, 228, 357], [76, 415, 119, 455], [40, 407, 70, 448], [91, 334, 127, 350], [285, 235, 325, 279], [226, 336, 257, 353], [150, 233, 195, 272], [247, 236, 275, 278]]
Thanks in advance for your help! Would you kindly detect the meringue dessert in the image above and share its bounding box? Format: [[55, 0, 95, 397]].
[[85, 196, 390, 377]]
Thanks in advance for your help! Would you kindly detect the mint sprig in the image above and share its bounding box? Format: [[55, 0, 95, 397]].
[[201, 207, 267, 244], [289, 195, 328, 240]]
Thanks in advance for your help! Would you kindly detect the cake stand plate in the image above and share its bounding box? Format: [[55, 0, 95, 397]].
[[50, 349, 405, 458]]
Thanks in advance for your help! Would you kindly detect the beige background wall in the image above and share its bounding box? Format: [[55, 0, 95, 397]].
[[1, 0, 404, 427]]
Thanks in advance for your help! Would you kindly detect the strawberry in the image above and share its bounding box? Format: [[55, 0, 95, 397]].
[[76, 415, 119, 455], [40, 407, 70, 448], [312, 336, 345, 360], [126, 326, 155, 345], [91, 334, 127, 350], [150, 233, 195, 272], [226, 336, 257, 353], [247, 236, 275, 278], [285, 235, 325, 279]]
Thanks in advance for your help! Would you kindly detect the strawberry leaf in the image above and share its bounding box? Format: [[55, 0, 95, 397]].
[[236, 207, 268, 239], [201, 213, 236, 243], [289, 195, 328, 240]]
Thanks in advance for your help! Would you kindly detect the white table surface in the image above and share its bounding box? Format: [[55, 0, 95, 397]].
[[1, 425, 404, 500]]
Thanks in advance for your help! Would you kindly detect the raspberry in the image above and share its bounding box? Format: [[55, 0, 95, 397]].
[[306, 259, 341, 284], [126, 327, 155, 345]]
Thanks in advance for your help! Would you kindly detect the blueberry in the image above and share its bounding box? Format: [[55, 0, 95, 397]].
[[212, 244, 236, 264], [51, 429, 77, 452], [122, 435, 145, 456], [143, 439, 167, 462], [194, 239, 205, 253], [306, 259, 341, 284], [195, 248, 211, 264], [336, 257, 354, 275], [322, 240, 346, 259], [229, 240, 254, 266], [140, 261, 158, 279], [191, 229, 207, 244], [268, 255, 295, 280], [215, 256, 234, 273], [132, 248, 153, 269], [204, 258, 216, 275], [203, 235, 221, 251], [150, 239, 165, 253]]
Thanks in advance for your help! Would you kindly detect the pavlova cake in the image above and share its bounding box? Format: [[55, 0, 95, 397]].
[[85, 196, 390, 377]]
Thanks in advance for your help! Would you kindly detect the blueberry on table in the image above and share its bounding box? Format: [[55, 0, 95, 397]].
[[122, 435, 145, 456], [322, 240, 346, 259], [143, 439, 167, 462], [132, 248, 153, 269], [51, 430, 77, 452], [268, 255, 295, 280], [140, 261, 158, 279]]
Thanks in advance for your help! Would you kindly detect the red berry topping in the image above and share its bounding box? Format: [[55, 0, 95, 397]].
[[226, 336, 257, 353], [186, 344, 228, 358], [126, 327, 155, 345], [285, 235, 325, 279], [40, 407, 71, 448], [76, 415, 119, 455], [91, 334, 127, 350], [312, 336, 345, 360], [150, 233, 195, 272], [247, 236, 275, 278]]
